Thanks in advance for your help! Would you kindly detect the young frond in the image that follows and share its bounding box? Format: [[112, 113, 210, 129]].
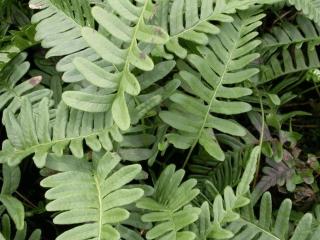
[[289, 0, 320, 25]]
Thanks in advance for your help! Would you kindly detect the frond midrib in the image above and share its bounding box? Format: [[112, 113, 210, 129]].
[[184, 19, 245, 165], [2, 127, 110, 157]]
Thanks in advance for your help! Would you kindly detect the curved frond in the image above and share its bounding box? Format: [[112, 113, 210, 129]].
[[41, 152, 144, 240], [160, 9, 263, 161], [61, 1, 169, 130]]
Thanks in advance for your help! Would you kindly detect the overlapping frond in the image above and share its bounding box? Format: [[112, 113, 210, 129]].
[[160, 9, 263, 161], [41, 152, 144, 240], [62, 0, 169, 130]]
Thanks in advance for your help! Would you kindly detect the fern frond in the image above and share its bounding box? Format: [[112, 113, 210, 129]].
[[0, 97, 121, 167], [41, 152, 144, 240], [260, 42, 320, 83], [261, 15, 320, 56], [61, 1, 169, 130], [259, 14, 320, 83], [0, 53, 52, 113], [137, 165, 201, 240], [289, 0, 320, 25], [160, 9, 263, 162], [227, 192, 314, 240]]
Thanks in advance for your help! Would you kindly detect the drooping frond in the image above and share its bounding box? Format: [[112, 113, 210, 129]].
[[227, 192, 314, 240], [160, 9, 263, 162], [62, 1, 169, 130], [137, 165, 201, 240], [288, 0, 320, 25], [41, 152, 144, 240], [0, 53, 52, 113]]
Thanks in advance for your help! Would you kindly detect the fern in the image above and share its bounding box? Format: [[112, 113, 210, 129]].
[[160, 9, 263, 163], [289, 0, 320, 25], [41, 152, 144, 240]]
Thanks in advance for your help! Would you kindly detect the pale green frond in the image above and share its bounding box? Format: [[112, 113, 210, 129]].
[[62, 1, 169, 130], [160, 9, 263, 161], [41, 152, 144, 240]]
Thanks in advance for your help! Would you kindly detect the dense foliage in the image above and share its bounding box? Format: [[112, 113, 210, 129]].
[[0, 0, 320, 239]]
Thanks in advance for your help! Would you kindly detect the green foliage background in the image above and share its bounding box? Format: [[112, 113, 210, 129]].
[[0, 0, 320, 239]]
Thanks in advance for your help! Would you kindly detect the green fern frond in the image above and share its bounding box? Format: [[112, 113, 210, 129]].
[[261, 15, 320, 56], [0, 97, 121, 167], [41, 152, 144, 240], [61, 1, 169, 130], [160, 9, 263, 162], [137, 165, 201, 240], [289, 0, 320, 25], [0, 53, 52, 112], [259, 14, 320, 83], [227, 192, 314, 240]]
